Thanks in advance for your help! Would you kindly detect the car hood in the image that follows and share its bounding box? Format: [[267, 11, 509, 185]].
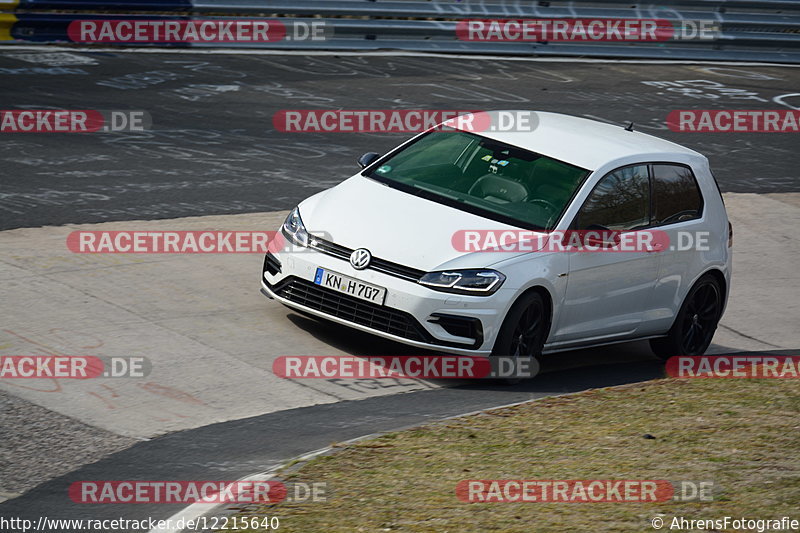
[[300, 175, 547, 272]]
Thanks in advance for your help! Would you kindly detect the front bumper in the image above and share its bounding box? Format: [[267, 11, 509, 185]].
[[261, 248, 512, 356]]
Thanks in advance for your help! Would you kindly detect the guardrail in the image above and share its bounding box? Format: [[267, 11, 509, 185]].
[[1, 0, 799, 63]]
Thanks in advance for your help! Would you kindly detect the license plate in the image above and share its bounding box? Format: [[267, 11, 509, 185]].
[[314, 267, 387, 305]]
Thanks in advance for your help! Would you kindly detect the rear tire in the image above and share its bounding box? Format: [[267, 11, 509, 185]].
[[650, 274, 723, 361]]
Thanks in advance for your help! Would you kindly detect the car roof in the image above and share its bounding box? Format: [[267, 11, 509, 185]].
[[451, 111, 705, 171]]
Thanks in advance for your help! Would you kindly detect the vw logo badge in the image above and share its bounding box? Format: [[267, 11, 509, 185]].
[[350, 248, 372, 270]]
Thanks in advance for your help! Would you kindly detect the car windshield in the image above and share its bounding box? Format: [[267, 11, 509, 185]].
[[365, 130, 589, 231]]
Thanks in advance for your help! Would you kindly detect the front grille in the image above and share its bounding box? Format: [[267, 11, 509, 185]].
[[309, 237, 350, 261], [270, 277, 430, 343], [309, 236, 426, 282], [370, 256, 427, 281]]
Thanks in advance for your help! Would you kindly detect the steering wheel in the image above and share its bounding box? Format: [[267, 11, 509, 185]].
[[529, 198, 558, 215], [529, 199, 559, 229]]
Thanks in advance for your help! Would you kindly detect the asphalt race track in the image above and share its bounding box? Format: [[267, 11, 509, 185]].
[[1, 50, 799, 231], [1, 49, 799, 531]]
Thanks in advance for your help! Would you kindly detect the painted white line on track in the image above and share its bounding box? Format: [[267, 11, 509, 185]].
[[148, 436, 380, 533], [149, 396, 546, 533], [147, 471, 280, 533], [0, 44, 798, 67]]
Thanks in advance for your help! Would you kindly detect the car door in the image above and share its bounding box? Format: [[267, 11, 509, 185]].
[[552, 164, 662, 343], [642, 163, 707, 336]]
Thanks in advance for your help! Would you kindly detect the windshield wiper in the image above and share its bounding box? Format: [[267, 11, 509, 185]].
[[410, 183, 461, 201]]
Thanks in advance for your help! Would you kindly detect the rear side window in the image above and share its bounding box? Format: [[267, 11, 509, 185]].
[[651, 164, 703, 225], [575, 164, 650, 231]]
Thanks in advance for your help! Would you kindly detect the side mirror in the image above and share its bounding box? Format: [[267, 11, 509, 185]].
[[357, 152, 381, 169]]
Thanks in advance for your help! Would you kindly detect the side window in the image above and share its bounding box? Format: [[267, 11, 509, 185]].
[[652, 164, 703, 225], [575, 165, 650, 231]]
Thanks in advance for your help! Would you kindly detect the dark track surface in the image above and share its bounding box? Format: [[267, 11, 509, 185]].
[[1, 50, 799, 230]]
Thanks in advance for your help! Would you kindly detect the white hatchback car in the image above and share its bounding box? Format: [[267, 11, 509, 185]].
[[261, 111, 732, 361]]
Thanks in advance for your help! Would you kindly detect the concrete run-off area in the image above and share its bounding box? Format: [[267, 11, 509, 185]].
[[0, 192, 797, 499]]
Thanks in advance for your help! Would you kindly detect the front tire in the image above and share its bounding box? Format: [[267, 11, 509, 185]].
[[650, 274, 723, 360], [492, 291, 548, 361]]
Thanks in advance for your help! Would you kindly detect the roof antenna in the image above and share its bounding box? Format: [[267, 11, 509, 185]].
[[624, 122, 634, 132]]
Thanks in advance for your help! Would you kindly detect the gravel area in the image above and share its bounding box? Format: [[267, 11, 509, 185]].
[[0, 390, 137, 503]]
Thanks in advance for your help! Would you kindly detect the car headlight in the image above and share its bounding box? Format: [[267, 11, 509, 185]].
[[281, 207, 309, 247], [418, 269, 506, 296]]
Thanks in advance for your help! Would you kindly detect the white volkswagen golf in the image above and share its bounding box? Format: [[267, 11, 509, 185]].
[[261, 111, 732, 361]]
